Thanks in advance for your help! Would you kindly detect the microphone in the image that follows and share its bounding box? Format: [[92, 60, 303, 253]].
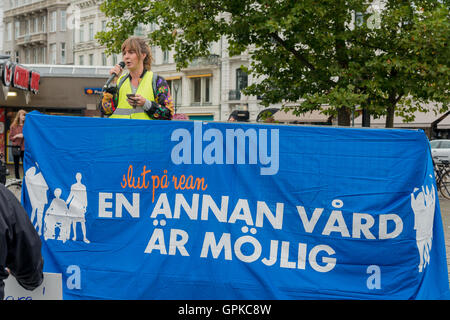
[[103, 61, 125, 91]]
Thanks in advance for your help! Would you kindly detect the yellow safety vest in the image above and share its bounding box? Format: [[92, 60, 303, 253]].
[[109, 71, 155, 120]]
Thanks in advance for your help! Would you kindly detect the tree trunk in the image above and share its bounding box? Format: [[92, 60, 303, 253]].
[[385, 70, 400, 128], [385, 104, 395, 128], [362, 107, 371, 127], [334, 5, 350, 127], [337, 107, 351, 126]]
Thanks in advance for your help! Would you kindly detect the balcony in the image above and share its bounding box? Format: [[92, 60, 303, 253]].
[[4, 0, 68, 17], [189, 54, 220, 67], [16, 32, 47, 46]]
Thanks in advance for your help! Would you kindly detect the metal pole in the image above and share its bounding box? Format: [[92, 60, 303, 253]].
[[173, 82, 179, 114]]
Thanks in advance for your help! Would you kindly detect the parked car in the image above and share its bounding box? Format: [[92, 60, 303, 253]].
[[430, 139, 450, 163]]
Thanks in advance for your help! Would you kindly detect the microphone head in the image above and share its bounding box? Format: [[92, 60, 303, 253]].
[[118, 61, 125, 68]]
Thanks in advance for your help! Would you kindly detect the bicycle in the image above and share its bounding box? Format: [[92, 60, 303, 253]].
[[433, 159, 450, 200], [5, 177, 22, 200]]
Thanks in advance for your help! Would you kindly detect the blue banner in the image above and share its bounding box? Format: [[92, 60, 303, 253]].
[[22, 111, 450, 299]]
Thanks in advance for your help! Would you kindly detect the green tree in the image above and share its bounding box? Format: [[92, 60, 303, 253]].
[[97, 0, 449, 127]]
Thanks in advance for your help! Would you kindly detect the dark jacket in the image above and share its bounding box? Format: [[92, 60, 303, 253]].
[[0, 184, 43, 299]]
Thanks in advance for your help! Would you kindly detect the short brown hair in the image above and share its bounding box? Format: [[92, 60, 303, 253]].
[[121, 36, 153, 71]]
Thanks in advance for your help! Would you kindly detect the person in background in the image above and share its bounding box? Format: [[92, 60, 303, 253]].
[[101, 36, 174, 120], [0, 183, 44, 299], [9, 109, 26, 179]]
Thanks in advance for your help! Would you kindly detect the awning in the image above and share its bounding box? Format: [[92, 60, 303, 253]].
[[165, 76, 182, 81], [273, 109, 331, 123], [186, 113, 214, 116], [353, 109, 450, 129], [187, 74, 212, 78]]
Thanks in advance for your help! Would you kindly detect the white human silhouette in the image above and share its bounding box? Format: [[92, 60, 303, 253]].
[[66, 172, 89, 243], [44, 188, 71, 242], [411, 184, 436, 272], [24, 166, 49, 236]]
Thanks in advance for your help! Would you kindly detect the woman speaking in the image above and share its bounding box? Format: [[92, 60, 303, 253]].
[[101, 36, 174, 120]]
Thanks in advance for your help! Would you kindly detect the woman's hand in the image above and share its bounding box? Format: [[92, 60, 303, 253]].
[[127, 94, 146, 107], [108, 64, 124, 84], [12, 133, 23, 139]]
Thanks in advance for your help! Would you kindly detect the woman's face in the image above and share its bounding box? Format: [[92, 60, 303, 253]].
[[122, 47, 146, 72], [19, 112, 26, 123]]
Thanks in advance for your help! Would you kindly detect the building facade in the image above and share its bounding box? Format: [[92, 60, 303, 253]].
[[67, 0, 262, 121], [72, 0, 118, 68], [2, 0, 74, 65], [2, 0, 264, 121], [0, 0, 4, 53]]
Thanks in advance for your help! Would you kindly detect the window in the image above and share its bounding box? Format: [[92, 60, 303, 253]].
[[101, 52, 107, 66], [89, 23, 94, 41], [236, 68, 248, 91], [50, 11, 57, 32], [41, 47, 46, 63], [61, 10, 66, 31], [25, 48, 30, 64], [50, 43, 56, 64], [134, 23, 145, 36], [34, 17, 38, 33], [42, 15, 46, 32], [193, 78, 201, 103], [61, 42, 66, 64], [15, 21, 20, 39], [6, 22, 12, 41], [441, 141, 450, 148], [79, 55, 84, 65], [355, 12, 364, 27], [15, 51, 20, 63], [25, 19, 30, 35], [101, 20, 107, 32], [430, 140, 440, 148], [112, 54, 117, 65], [89, 54, 94, 65], [79, 24, 84, 42], [163, 50, 169, 64], [33, 48, 37, 64], [205, 77, 210, 103], [190, 76, 212, 105]]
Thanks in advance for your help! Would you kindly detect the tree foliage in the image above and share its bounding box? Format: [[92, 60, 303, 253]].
[[97, 0, 450, 127]]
